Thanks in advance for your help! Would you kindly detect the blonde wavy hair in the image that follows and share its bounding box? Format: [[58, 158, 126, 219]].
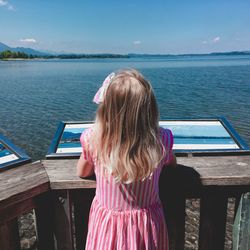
[[94, 69, 164, 183]]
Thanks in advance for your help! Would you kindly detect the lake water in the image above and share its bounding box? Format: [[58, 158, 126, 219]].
[[0, 55, 250, 160]]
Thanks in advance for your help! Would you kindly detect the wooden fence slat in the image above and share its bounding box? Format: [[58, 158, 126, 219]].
[[73, 189, 96, 250], [159, 165, 196, 250], [198, 191, 228, 250], [0, 199, 36, 226], [163, 195, 186, 250], [0, 218, 21, 250], [35, 192, 55, 250], [53, 190, 74, 250]]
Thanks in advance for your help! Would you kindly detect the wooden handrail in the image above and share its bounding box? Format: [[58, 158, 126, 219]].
[[0, 161, 50, 223], [42, 156, 250, 190]]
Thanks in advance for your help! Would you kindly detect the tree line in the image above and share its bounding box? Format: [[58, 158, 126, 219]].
[[0, 50, 36, 59], [0, 50, 129, 60]]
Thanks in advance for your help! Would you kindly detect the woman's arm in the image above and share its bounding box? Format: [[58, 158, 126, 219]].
[[76, 153, 94, 178]]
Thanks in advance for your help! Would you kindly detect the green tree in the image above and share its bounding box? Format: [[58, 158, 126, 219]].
[[0, 50, 30, 59]]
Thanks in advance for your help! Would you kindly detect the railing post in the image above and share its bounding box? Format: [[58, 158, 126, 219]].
[[163, 194, 186, 250], [159, 165, 190, 250], [198, 189, 228, 250], [0, 219, 21, 250], [35, 192, 55, 250], [53, 190, 74, 250], [73, 189, 96, 250]]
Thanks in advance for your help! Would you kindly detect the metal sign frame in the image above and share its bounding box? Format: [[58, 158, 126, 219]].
[[0, 134, 31, 170], [46, 117, 250, 159]]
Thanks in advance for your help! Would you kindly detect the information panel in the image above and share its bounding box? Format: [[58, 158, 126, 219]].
[[160, 120, 239, 150], [47, 118, 249, 158], [0, 135, 31, 170], [56, 123, 89, 154], [0, 142, 19, 164]]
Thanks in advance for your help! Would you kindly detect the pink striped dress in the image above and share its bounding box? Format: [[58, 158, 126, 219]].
[[80, 127, 174, 250]]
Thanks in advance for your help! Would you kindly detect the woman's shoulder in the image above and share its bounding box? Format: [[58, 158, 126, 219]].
[[80, 126, 96, 162], [159, 126, 173, 138], [159, 126, 174, 148], [80, 126, 95, 145]]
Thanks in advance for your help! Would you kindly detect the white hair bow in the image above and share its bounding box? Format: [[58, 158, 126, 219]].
[[93, 72, 115, 104]]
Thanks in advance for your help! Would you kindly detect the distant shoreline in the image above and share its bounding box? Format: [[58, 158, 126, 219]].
[[1, 58, 49, 61], [1, 51, 250, 61], [1, 42, 250, 59]]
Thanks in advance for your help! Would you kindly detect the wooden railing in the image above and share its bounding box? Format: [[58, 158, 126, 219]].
[[0, 156, 250, 250]]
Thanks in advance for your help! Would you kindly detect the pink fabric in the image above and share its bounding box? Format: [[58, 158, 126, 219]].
[[93, 72, 115, 104], [81, 127, 174, 250]]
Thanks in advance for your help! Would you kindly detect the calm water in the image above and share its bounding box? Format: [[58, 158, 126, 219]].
[[0, 55, 250, 160]]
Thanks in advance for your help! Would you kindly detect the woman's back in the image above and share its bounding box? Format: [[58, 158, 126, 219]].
[[82, 126, 173, 212], [82, 126, 173, 249], [95, 166, 162, 211], [77, 69, 175, 249]]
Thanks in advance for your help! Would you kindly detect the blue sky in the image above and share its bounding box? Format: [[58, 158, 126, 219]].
[[0, 0, 250, 54]]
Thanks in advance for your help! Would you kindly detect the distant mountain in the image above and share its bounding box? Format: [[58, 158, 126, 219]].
[[12, 47, 49, 56], [0, 42, 50, 56], [0, 42, 11, 51]]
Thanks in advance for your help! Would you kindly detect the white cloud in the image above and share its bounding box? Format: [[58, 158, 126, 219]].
[[212, 37, 220, 43], [202, 37, 221, 45], [0, 0, 7, 6], [19, 38, 37, 43], [0, 0, 14, 10], [133, 41, 142, 45]]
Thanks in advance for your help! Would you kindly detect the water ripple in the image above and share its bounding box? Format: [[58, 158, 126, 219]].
[[0, 59, 250, 160]]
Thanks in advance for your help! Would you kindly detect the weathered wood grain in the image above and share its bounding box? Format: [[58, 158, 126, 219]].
[[42, 159, 96, 189], [177, 156, 250, 186], [42, 156, 250, 190], [0, 161, 50, 212]]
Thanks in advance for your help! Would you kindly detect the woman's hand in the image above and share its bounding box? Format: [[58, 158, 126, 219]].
[[76, 153, 94, 177]]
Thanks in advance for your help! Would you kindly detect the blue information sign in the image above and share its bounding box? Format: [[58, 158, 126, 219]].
[[47, 117, 249, 159], [0, 134, 31, 170]]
